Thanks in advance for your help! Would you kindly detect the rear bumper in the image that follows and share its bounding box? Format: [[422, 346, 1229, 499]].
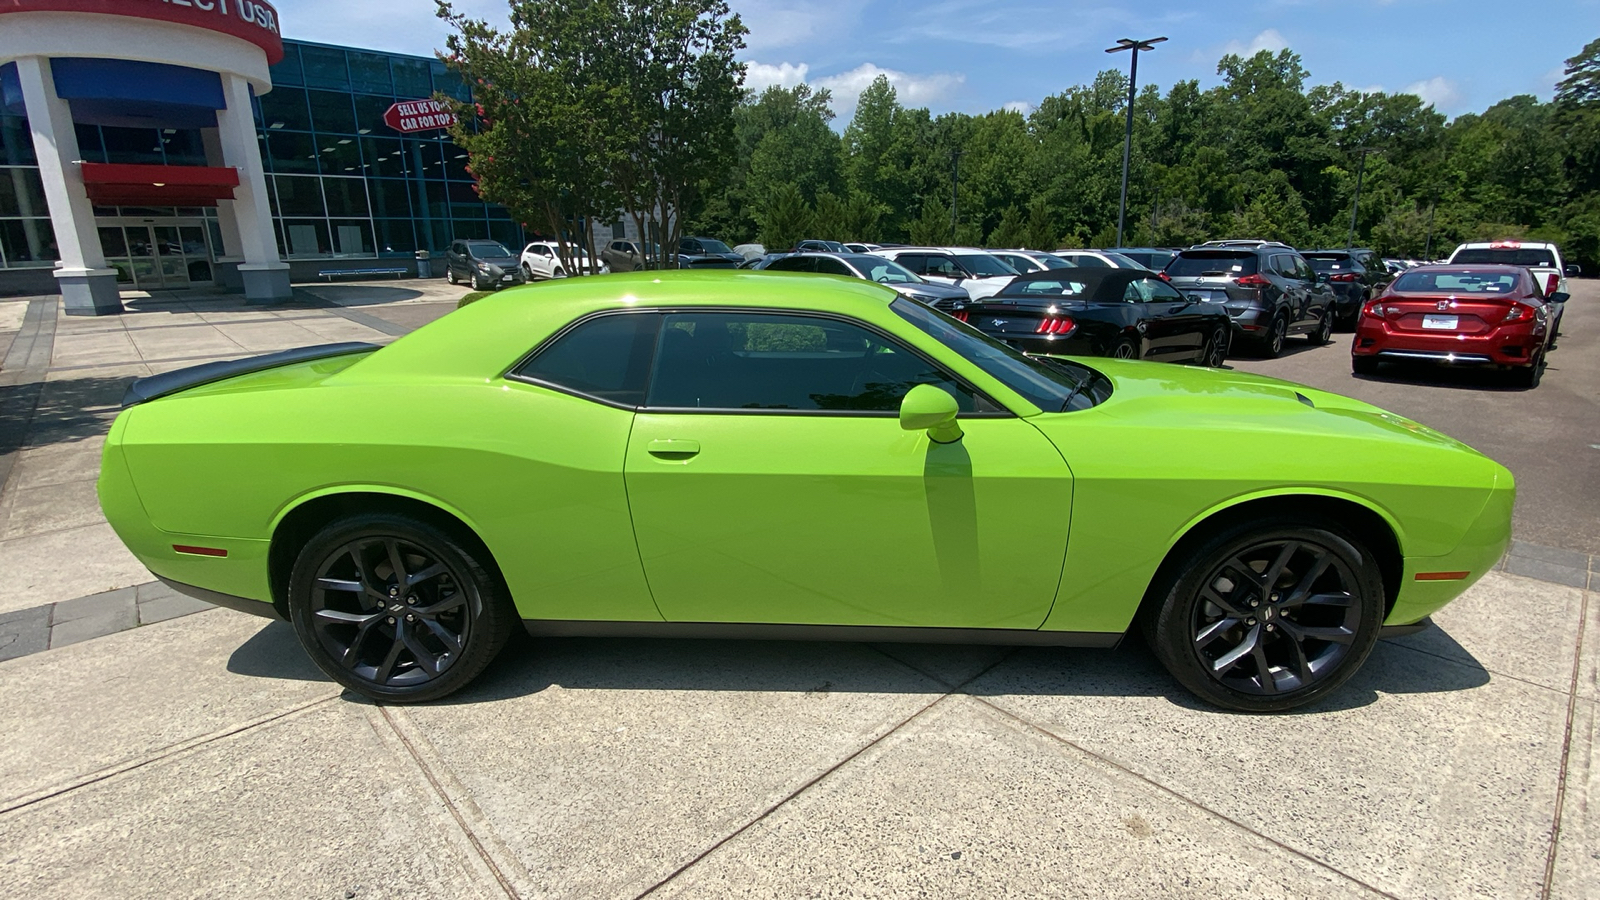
[[158, 576, 283, 621], [1352, 320, 1544, 367]]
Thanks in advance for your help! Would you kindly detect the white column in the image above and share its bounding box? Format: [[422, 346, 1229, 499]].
[[214, 71, 290, 300], [13, 55, 121, 315]]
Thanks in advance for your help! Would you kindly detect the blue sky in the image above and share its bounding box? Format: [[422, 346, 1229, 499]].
[[277, 0, 1600, 121]]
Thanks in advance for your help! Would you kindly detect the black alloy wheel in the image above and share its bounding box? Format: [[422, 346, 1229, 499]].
[[1310, 312, 1333, 346], [288, 513, 515, 702], [1262, 315, 1288, 358], [1143, 518, 1383, 712], [1202, 326, 1230, 367], [1109, 337, 1139, 360]]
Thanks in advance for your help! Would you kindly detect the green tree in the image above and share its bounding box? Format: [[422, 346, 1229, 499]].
[[757, 182, 813, 249]]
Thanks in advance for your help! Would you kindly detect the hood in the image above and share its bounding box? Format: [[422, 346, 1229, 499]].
[[891, 280, 969, 300], [1038, 358, 1481, 453]]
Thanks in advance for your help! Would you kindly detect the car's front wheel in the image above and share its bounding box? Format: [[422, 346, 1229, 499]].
[[288, 512, 515, 703], [1143, 518, 1385, 713], [1310, 312, 1333, 346]]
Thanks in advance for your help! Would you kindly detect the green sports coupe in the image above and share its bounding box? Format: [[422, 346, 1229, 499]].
[[98, 271, 1513, 712]]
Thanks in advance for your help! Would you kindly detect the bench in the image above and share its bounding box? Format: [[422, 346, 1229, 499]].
[[318, 267, 408, 281]]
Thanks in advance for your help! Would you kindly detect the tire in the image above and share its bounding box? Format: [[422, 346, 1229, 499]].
[[553, 267, 566, 278], [446, 266, 458, 285], [1201, 326, 1230, 367], [1352, 356, 1379, 376], [1509, 353, 1543, 389], [1309, 312, 1333, 346], [1109, 337, 1139, 360], [288, 512, 516, 703], [522, 264, 535, 281], [1142, 517, 1385, 713], [1260, 315, 1287, 358], [471, 272, 486, 291]]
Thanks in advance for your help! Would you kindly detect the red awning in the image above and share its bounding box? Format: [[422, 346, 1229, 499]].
[[78, 163, 240, 207]]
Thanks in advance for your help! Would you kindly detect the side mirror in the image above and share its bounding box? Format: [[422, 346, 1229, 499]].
[[1548, 291, 1570, 303], [899, 384, 963, 444], [1565, 264, 1581, 276]]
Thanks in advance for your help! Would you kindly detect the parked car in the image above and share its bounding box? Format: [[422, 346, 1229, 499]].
[[1447, 240, 1573, 339], [759, 251, 970, 309], [796, 239, 848, 253], [1109, 247, 1178, 270], [843, 242, 882, 254], [733, 243, 766, 261], [1164, 245, 1335, 357], [101, 270, 1513, 712], [1053, 249, 1146, 269], [601, 239, 660, 273], [519, 241, 602, 280], [1300, 249, 1389, 328], [1353, 264, 1558, 387], [988, 250, 1075, 274], [676, 237, 743, 269], [872, 247, 1019, 299], [952, 267, 1232, 366], [445, 240, 525, 290]]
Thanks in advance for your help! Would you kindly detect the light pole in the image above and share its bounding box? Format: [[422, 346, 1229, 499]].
[[1106, 36, 1166, 248], [1346, 147, 1382, 249]]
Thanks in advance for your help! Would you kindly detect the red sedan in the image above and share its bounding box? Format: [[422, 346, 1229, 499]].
[[1352, 264, 1560, 387]]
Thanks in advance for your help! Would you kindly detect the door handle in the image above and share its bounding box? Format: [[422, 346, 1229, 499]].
[[646, 439, 700, 460]]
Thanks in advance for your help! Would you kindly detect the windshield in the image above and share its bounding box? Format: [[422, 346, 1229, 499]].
[[1168, 251, 1259, 277], [1031, 254, 1074, 270], [862, 258, 919, 284], [1452, 247, 1557, 268], [955, 253, 1020, 278], [1304, 255, 1352, 272], [467, 241, 514, 259], [1392, 270, 1521, 294], [693, 238, 734, 254], [891, 299, 1104, 412]]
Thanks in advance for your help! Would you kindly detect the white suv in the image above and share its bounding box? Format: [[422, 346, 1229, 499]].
[[870, 247, 1019, 299], [520, 241, 603, 280], [1447, 240, 1575, 336]]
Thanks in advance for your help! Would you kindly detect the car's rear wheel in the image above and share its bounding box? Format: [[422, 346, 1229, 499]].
[[1201, 326, 1230, 367], [1508, 352, 1543, 389], [288, 513, 515, 703], [1352, 356, 1379, 376], [446, 267, 459, 285], [1260, 314, 1287, 358], [1143, 518, 1384, 713], [1109, 337, 1139, 359], [1310, 312, 1333, 346]]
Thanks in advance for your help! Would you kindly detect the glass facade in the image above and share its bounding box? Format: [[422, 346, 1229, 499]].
[[0, 39, 521, 273]]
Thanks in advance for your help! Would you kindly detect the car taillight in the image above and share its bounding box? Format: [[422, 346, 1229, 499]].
[[952, 310, 969, 323], [1503, 303, 1534, 323], [1236, 273, 1270, 286], [1157, 271, 1171, 281], [1329, 273, 1360, 282], [1035, 317, 1075, 335], [1546, 273, 1559, 295], [1362, 300, 1388, 318]]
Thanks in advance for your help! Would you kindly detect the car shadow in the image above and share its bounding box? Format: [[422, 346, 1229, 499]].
[[1351, 358, 1548, 392], [224, 618, 1492, 715], [0, 375, 141, 454]]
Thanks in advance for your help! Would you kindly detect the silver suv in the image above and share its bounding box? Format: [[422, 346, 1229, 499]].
[[1164, 245, 1335, 357]]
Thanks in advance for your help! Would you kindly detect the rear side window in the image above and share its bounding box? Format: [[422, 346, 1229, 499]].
[[764, 256, 814, 273], [1168, 252, 1259, 277], [513, 313, 662, 407], [1067, 254, 1110, 268], [814, 257, 855, 277], [645, 312, 974, 413]]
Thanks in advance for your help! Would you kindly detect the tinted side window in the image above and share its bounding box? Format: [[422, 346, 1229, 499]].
[[925, 256, 962, 277], [814, 257, 855, 277], [1071, 254, 1110, 268], [513, 313, 662, 407], [896, 254, 928, 274], [765, 256, 814, 272], [645, 312, 974, 413], [1146, 277, 1185, 300]]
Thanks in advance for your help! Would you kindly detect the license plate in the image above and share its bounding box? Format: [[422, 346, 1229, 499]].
[[502, 274, 515, 282], [1422, 315, 1458, 330]]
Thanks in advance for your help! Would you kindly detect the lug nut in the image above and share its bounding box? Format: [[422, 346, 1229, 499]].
[[1246, 617, 1257, 626], [386, 616, 395, 624], [406, 614, 415, 622], [388, 587, 398, 597], [1270, 593, 1280, 602], [1249, 599, 1260, 608], [1265, 623, 1275, 632]]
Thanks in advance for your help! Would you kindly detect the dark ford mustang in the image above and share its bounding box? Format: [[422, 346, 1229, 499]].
[[953, 268, 1234, 365]]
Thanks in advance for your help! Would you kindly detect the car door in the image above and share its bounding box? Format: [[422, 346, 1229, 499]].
[[1125, 275, 1201, 359], [623, 309, 1073, 629], [1267, 254, 1305, 329], [449, 241, 465, 279], [1293, 255, 1331, 327]]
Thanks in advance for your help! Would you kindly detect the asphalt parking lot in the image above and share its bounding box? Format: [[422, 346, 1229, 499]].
[[0, 278, 1594, 899]]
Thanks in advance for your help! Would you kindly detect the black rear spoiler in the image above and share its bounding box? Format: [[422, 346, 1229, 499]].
[[121, 342, 380, 408]]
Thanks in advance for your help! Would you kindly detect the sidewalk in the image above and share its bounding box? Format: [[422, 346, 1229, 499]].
[[0, 285, 1593, 898]]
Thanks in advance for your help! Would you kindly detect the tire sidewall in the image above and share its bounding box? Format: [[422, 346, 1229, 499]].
[[1265, 315, 1287, 356], [287, 513, 512, 703], [1144, 518, 1385, 713]]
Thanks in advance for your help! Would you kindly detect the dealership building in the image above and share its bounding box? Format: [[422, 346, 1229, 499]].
[[0, 0, 535, 313]]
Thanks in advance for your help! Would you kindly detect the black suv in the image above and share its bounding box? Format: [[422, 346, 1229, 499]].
[[445, 240, 525, 291], [1300, 249, 1388, 328], [1164, 244, 1335, 357]]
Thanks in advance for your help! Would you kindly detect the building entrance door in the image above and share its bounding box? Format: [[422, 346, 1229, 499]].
[[97, 219, 217, 290]]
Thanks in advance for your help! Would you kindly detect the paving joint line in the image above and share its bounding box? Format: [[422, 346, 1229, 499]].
[[378, 705, 522, 900], [632, 650, 1020, 899], [1378, 637, 1575, 698], [964, 691, 1404, 900], [1538, 583, 1592, 900], [0, 693, 338, 817]]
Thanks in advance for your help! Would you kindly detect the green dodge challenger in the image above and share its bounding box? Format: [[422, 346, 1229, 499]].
[[97, 272, 1512, 712]]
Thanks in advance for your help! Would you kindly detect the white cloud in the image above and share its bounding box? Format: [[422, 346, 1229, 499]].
[[1222, 28, 1290, 57], [743, 61, 810, 94], [815, 63, 965, 119], [1003, 100, 1035, 115], [1404, 76, 1462, 109], [732, 1, 861, 51]]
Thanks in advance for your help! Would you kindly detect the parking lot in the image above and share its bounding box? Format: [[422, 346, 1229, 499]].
[[0, 278, 1594, 898]]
